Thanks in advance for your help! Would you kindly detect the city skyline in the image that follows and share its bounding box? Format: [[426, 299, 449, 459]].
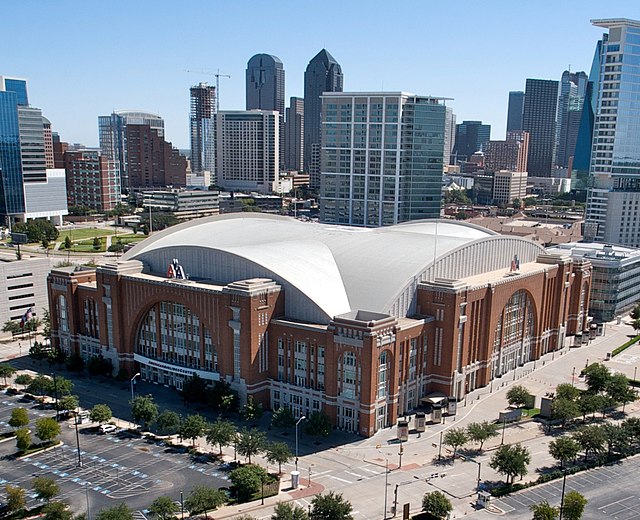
[[4, 1, 639, 150]]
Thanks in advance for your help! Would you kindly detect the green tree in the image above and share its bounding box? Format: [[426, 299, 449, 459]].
[[2, 319, 21, 337], [0, 363, 17, 386], [631, 303, 640, 320], [183, 486, 227, 519], [236, 428, 267, 463], [577, 393, 601, 421], [92, 237, 101, 251], [42, 238, 50, 250], [562, 491, 587, 520], [5, 484, 26, 514], [271, 407, 296, 428], [573, 425, 606, 461], [466, 421, 499, 451], [310, 492, 353, 520], [489, 443, 531, 485], [179, 414, 207, 446], [601, 423, 629, 457], [53, 375, 74, 396], [35, 417, 61, 445], [16, 428, 31, 451], [302, 411, 332, 437], [271, 502, 309, 520], [229, 464, 268, 502], [9, 407, 29, 428], [15, 374, 33, 387], [43, 501, 73, 520], [551, 398, 580, 427], [443, 427, 468, 460], [90, 404, 113, 425], [57, 394, 79, 412], [240, 396, 264, 421], [28, 343, 48, 365], [130, 395, 159, 430], [206, 417, 236, 455], [606, 373, 637, 407], [583, 363, 611, 394], [506, 385, 530, 408], [634, 318, 640, 335], [556, 383, 580, 401], [32, 476, 60, 502], [548, 437, 580, 468], [156, 410, 181, 435], [148, 496, 179, 520], [265, 441, 293, 474], [421, 491, 453, 519], [530, 501, 559, 520], [95, 503, 134, 520], [181, 374, 208, 403], [64, 236, 72, 250], [27, 373, 52, 395]]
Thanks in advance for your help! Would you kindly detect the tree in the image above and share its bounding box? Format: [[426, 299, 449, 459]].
[[634, 318, 640, 335], [229, 464, 268, 502], [551, 398, 580, 427], [421, 490, 452, 519], [0, 363, 17, 386], [35, 417, 61, 445], [506, 385, 530, 408], [66, 353, 85, 372], [92, 237, 101, 251], [556, 383, 580, 402], [57, 394, 79, 412], [95, 503, 134, 520], [42, 238, 50, 250], [156, 410, 181, 435], [466, 421, 499, 451], [5, 484, 26, 514], [29, 343, 48, 365], [489, 443, 531, 485], [16, 428, 31, 451], [179, 414, 207, 446], [181, 374, 208, 404], [27, 374, 52, 395], [32, 476, 60, 502], [2, 319, 21, 337], [90, 404, 113, 425], [206, 417, 236, 455], [64, 236, 72, 250], [240, 396, 264, 421], [43, 501, 73, 520], [271, 502, 309, 520], [149, 496, 179, 520], [131, 395, 159, 430], [271, 407, 296, 428], [606, 373, 637, 408], [562, 491, 587, 520], [443, 427, 468, 460], [310, 492, 353, 520], [265, 441, 293, 474], [236, 428, 267, 463], [53, 375, 74, 396], [548, 437, 580, 468], [577, 393, 601, 421], [530, 501, 559, 520], [15, 374, 33, 387], [631, 303, 640, 320], [302, 411, 332, 437], [183, 486, 227, 519], [87, 356, 113, 376], [601, 423, 629, 457], [573, 425, 606, 461], [9, 407, 29, 428], [583, 363, 611, 394]]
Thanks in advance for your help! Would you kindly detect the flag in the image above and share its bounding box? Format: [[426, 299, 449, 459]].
[[20, 307, 33, 329]]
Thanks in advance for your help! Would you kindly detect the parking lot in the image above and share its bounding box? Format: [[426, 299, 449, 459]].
[[0, 393, 234, 516]]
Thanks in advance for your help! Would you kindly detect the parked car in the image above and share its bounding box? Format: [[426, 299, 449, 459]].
[[99, 424, 117, 434]]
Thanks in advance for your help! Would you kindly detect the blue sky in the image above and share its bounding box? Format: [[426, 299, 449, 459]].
[[4, 0, 639, 149]]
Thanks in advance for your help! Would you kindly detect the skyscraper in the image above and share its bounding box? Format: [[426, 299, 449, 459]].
[[586, 18, 640, 246], [506, 91, 525, 133], [444, 107, 456, 166], [484, 131, 530, 173], [98, 111, 164, 193], [452, 121, 491, 162], [190, 83, 216, 176], [285, 97, 304, 171], [556, 70, 588, 168], [304, 49, 343, 189], [320, 92, 447, 227], [523, 79, 559, 177]]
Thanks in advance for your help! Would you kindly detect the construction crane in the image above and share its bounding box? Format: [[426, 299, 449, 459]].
[[185, 69, 231, 112]]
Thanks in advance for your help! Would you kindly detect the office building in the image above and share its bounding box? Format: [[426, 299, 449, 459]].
[[246, 54, 285, 113], [48, 213, 591, 436], [492, 170, 528, 205], [141, 188, 220, 220], [320, 92, 447, 226], [452, 120, 491, 162], [585, 19, 640, 246], [285, 97, 304, 171], [52, 133, 68, 169], [98, 111, 164, 192], [556, 71, 588, 169], [64, 150, 121, 212], [444, 107, 456, 166], [523, 79, 559, 177], [484, 131, 530, 173], [189, 83, 216, 176], [304, 49, 343, 189], [215, 111, 279, 194], [506, 91, 525, 132], [42, 117, 54, 169]]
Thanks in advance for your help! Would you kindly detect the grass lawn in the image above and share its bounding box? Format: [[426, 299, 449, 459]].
[[60, 227, 116, 241], [73, 238, 106, 253], [116, 234, 147, 244]]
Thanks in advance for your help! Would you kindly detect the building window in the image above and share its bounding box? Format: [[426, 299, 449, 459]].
[[377, 350, 389, 399], [341, 351, 358, 399], [57, 295, 68, 333]]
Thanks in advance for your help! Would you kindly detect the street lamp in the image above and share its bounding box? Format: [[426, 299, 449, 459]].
[[74, 406, 83, 467], [130, 373, 141, 401], [376, 445, 389, 519], [558, 470, 568, 520], [295, 416, 306, 472], [180, 490, 184, 520]]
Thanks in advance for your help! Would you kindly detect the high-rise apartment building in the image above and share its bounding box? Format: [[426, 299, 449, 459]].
[[484, 131, 530, 173], [98, 111, 164, 192], [444, 107, 456, 166], [506, 91, 525, 132], [586, 18, 640, 246], [42, 117, 54, 169], [453, 120, 491, 162], [64, 150, 121, 212], [52, 133, 68, 169], [215, 111, 280, 194], [320, 92, 447, 227], [523, 79, 559, 177], [304, 49, 343, 189], [285, 97, 304, 171], [556, 71, 588, 168], [189, 83, 216, 176]]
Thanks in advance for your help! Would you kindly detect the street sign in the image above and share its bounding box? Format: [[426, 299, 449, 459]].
[[11, 232, 28, 244]]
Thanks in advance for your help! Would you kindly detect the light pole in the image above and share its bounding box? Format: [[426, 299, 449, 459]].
[[558, 470, 568, 520], [501, 419, 507, 445], [438, 431, 443, 460], [572, 367, 576, 387], [376, 445, 389, 519], [74, 407, 82, 467], [295, 416, 306, 472], [634, 366, 638, 382], [85, 482, 91, 520], [180, 490, 184, 520], [130, 372, 141, 401]]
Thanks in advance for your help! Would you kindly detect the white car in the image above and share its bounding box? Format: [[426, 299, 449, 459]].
[[99, 424, 117, 434]]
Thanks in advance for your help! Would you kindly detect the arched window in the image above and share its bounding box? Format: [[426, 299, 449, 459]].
[[491, 290, 535, 378]]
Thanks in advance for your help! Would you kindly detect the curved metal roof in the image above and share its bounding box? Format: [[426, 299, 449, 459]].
[[123, 214, 542, 322]]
